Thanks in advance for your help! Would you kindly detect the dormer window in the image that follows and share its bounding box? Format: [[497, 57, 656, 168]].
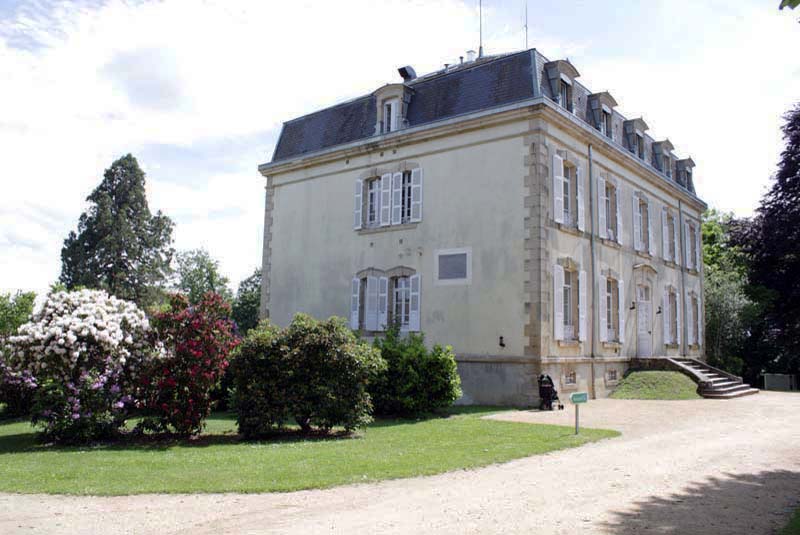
[[636, 134, 645, 160], [663, 155, 672, 178], [383, 98, 399, 133], [588, 92, 618, 142], [601, 110, 612, 139], [559, 79, 573, 112]]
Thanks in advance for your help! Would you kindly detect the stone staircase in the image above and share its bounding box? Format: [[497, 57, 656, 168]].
[[670, 358, 759, 399]]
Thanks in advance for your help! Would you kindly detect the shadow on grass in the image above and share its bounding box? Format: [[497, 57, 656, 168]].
[[0, 406, 511, 454], [600, 469, 800, 535]]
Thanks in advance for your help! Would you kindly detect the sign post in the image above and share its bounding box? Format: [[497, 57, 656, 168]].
[[569, 392, 588, 435]]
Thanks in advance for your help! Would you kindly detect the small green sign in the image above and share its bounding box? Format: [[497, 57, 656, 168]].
[[570, 392, 588, 404]]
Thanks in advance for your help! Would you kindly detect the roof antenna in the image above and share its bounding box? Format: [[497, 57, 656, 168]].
[[524, 0, 528, 49], [478, 0, 484, 58]]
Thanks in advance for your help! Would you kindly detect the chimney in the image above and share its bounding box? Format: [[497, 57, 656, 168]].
[[398, 65, 417, 82], [466, 50, 476, 63]]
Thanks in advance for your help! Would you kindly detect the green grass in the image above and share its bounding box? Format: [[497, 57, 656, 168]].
[[610, 370, 702, 400], [781, 507, 800, 535], [0, 408, 618, 495]]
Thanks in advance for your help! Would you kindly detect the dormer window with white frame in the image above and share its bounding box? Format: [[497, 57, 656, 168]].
[[545, 59, 580, 115], [354, 168, 423, 231], [663, 155, 672, 178], [636, 134, 645, 160], [552, 152, 585, 231], [382, 98, 399, 133], [559, 78, 573, 113], [588, 92, 618, 141], [601, 110, 612, 139]]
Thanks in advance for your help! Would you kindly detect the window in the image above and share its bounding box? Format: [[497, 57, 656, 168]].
[[562, 162, 572, 223], [383, 99, 398, 133], [637, 134, 645, 160], [663, 288, 680, 346], [391, 276, 410, 329], [663, 155, 672, 178], [350, 271, 420, 332], [400, 171, 412, 224], [366, 178, 380, 227], [554, 263, 586, 343], [601, 110, 612, 139], [600, 275, 623, 343], [435, 248, 472, 285], [564, 371, 577, 386], [634, 196, 650, 253], [667, 212, 676, 261], [691, 294, 700, 346], [688, 223, 698, 269], [553, 154, 584, 230], [354, 169, 423, 231], [559, 80, 573, 112], [606, 369, 618, 382], [605, 181, 617, 240], [607, 278, 619, 341]]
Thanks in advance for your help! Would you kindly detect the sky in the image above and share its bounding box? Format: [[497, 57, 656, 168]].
[[1, 0, 798, 296]]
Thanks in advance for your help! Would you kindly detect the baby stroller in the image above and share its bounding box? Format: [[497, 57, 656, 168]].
[[538, 374, 565, 411]]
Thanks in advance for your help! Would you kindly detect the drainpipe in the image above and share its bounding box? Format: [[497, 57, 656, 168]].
[[678, 199, 688, 357], [588, 144, 597, 399]]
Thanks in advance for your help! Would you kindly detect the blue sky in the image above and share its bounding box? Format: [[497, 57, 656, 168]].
[[1, 0, 797, 295]]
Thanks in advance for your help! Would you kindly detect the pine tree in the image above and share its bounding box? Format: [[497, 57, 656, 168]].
[[60, 154, 174, 306], [732, 103, 800, 375]]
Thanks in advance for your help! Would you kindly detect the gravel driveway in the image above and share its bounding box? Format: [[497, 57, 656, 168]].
[[1, 392, 798, 534]]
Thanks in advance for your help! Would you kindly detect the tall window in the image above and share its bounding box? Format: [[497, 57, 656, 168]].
[[400, 171, 412, 224], [606, 278, 620, 341], [636, 197, 650, 252], [392, 277, 410, 329], [383, 99, 397, 133], [689, 223, 698, 269], [562, 162, 572, 223], [692, 295, 700, 346], [669, 290, 678, 344], [663, 155, 672, 178], [601, 110, 612, 139], [667, 213, 676, 261], [559, 81, 573, 112], [636, 134, 645, 160], [563, 270, 577, 340], [605, 182, 617, 240], [366, 178, 380, 227]]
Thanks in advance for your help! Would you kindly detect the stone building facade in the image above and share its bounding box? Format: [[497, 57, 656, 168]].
[[258, 48, 706, 406]]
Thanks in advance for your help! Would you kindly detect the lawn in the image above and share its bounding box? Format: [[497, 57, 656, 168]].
[[610, 370, 702, 400], [0, 408, 618, 495], [782, 507, 800, 535]]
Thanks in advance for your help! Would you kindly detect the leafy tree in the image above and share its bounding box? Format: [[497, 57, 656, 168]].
[[174, 249, 232, 304], [779, 0, 799, 9], [60, 154, 174, 306], [232, 268, 261, 334], [730, 103, 800, 378], [0, 291, 36, 338]]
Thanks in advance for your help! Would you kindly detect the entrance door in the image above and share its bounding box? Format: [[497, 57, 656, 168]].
[[637, 284, 652, 357]]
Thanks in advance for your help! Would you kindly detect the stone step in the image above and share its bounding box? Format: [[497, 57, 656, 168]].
[[703, 387, 759, 399], [706, 382, 752, 394]]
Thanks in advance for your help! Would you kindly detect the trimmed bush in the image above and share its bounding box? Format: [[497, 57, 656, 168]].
[[231, 314, 385, 438], [370, 327, 461, 416], [138, 293, 238, 436], [4, 289, 155, 442]]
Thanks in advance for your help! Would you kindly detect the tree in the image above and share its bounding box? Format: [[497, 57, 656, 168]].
[[174, 249, 232, 304], [779, 0, 799, 9], [0, 291, 36, 339], [60, 154, 174, 306], [730, 103, 800, 378], [232, 268, 261, 334]]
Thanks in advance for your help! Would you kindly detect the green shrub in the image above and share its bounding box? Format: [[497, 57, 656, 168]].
[[370, 327, 461, 416], [230, 314, 385, 438]]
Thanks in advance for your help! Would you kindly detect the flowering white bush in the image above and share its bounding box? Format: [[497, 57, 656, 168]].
[[5, 289, 158, 442]]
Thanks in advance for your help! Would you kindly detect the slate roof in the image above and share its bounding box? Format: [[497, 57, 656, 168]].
[[271, 50, 535, 162]]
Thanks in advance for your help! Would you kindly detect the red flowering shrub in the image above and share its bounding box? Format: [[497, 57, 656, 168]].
[[139, 292, 238, 436]]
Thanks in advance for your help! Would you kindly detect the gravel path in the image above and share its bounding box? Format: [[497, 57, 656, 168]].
[[1, 392, 799, 534]]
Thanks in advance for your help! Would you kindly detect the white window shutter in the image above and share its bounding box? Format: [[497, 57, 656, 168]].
[[599, 277, 608, 343], [695, 224, 702, 271], [647, 202, 655, 256], [576, 165, 585, 231], [410, 168, 423, 223], [697, 296, 703, 348], [578, 270, 587, 341], [378, 277, 389, 330], [365, 276, 379, 331], [673, 216, 681, 266], [684, 221, 692, 269], [350, 278, 360, 330], [616, 184, 623, 245], [633, 195, 640, 251], [598, 176, 607, 239], [676, 291, 682, 347], [552, 153, 564, 224], [391, 172, 402, 225], [553, 264, 564, 341], [409, 274, 421, 331], [379, 173, 392, 226], [686, 292, 694, 346], [663, 290, 670, 345], [353, 180, 363, 230], [662, 208, 670, 261], [618, 279, 626, 344]]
